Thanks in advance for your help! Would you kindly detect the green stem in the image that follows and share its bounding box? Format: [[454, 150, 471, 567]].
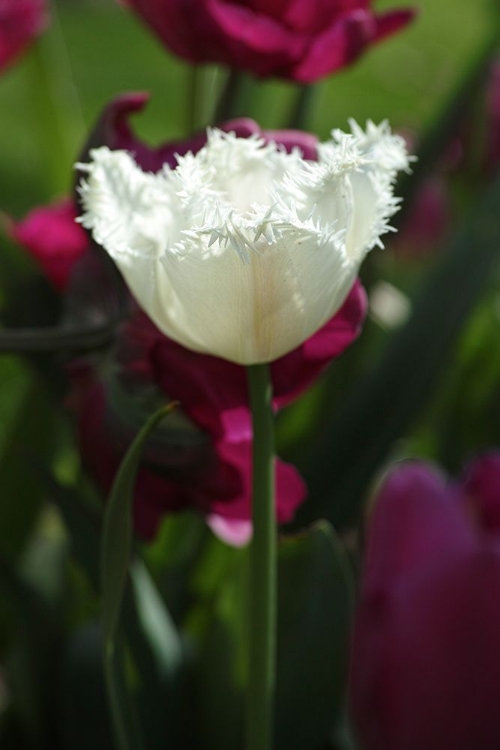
[[287, 85, 316, 130], [213, 68, 254, 123], [185, 65, 201, 134], [25, 5, 85, 195], [104, 636, 144, 750], [246, 363, 276, 750]]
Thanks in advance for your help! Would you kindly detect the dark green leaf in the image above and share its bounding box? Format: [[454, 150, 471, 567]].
[[299, 171, 500, 529], [100, 402, 176, 645], [194, 523, 354, 750], [100, 402, 176, 750], [274, 522, 354, 750], [0, 364, 59, 559]]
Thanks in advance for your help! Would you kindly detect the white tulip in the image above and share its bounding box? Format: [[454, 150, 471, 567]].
[[77, 121, 409, 364]]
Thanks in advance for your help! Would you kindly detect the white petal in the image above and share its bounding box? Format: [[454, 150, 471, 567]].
[[77, 125, 410, 365], [154, 223, 356, 364], [77, 148, 183, 325], [318, 120, 410, 262]]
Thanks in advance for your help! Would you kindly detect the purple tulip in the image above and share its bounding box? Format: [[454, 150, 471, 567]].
[[119, 0, 415, 82], [0, 0, 48, 72], [350, 456, 500, 749]]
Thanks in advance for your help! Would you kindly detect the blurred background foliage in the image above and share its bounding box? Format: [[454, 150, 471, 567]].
[[0, 0, 494, 210], [0, 0, 500, 748]]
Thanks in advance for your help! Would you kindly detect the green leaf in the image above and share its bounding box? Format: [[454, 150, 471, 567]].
[[37, 470, 101, 590], [194, 523, 354, 750], [57, 623, 114, 750], [395, 26, 500, 229], [129, 560, 183, 682], [100, 402, 177, 750], [274, 522, 354, 750], [299, 171, 500, 530], [193, 542, 247, 750], [0, 552, 60, 747], [100, 402, 176, 647], [126, 560, 188, 750], [0, 364, 59, 559]]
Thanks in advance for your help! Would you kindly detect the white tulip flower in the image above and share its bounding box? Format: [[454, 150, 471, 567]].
[[77, 121, 409, 365]]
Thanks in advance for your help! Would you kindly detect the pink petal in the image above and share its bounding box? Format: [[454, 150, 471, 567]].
[[362, 461, 474, 591], [0, 0, 48, 72], [9, 198, 87, 290], [203, 0, 305, 75], [272, 279, 367, 408], [462, 452, 500, 533], [207, 514, 252, 546], [351, 547, 500, 750], [292, 9, 376, 83], [373, 7, 416, 41]]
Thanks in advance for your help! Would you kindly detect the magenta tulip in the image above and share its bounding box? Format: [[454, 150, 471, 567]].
[[120, 0, 415, 82], [0, 0, 48, 72], [350, 456, 500, 750]]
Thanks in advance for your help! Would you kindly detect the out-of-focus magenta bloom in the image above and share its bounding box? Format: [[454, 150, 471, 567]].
[[13, 93, 367, 544], [350, 455, 500, 750], [8, 198, 88, 291], [0, 0, 48, 72], [120, 0, 415, 82], [71, 282, 366, 544]]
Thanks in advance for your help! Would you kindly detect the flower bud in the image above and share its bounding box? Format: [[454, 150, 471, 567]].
[[350, 457, 500, 750]]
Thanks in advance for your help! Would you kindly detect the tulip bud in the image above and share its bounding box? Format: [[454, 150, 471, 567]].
[[350, 457, 500, 750]]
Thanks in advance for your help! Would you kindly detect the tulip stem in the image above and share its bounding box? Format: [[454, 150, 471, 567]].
[[25, 5, 85, 195], [214, 68, 254, 122], [287, 84, 316, 130], [246, 363, 276, 750], [185, 65, 201, 133]]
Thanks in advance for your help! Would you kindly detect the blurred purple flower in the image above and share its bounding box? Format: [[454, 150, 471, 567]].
[[13, 94, 367, 544], [0, 0, 48, 72], [350, 455, 500, 750], [119, 0, 415, 82]]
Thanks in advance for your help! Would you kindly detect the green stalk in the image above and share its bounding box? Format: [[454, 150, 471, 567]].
[[246, 363, 276, 750], [287, 84, 316, 130], [213, 68, 255, 123], [25, 5, 85, 195], [185, 65, 201, 134]]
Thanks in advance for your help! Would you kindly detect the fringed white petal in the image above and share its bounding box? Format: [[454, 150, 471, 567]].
[[77, 123, 410, 364]]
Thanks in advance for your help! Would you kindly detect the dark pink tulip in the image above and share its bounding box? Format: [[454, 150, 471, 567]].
[[0, 0, 48, 72], [8, 198, 87, 291], [120, 0, 415, 82], [15, 95, 367, 543], [70, 279, 366, 544], [350, 457, 500, 750]]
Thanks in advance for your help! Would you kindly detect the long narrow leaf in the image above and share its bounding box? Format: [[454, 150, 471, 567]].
[[100, 402, 176, 750], [101, 402, 176, 645]]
